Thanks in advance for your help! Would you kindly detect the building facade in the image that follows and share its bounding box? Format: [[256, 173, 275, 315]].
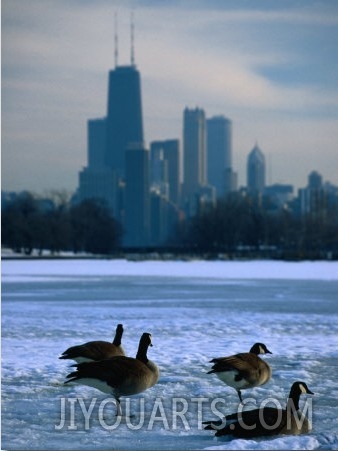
[[182, 107, 206, 214], [207, 115, 235, 197], [105, 65, 144, 179], [299, 170, 326, 217], [77, 59, 146, 242], [150, 139, 180, 206], [247, 143, 266, 195], [124, 144, 150, 247]]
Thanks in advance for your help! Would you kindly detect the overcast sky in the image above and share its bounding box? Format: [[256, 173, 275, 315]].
[[2, 0, 338, 195]]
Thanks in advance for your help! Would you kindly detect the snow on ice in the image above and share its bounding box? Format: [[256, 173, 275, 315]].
[[2, 259, 338, 450]]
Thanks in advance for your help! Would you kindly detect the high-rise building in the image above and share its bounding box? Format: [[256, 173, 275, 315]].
[[105, 65, 144, 178], [264, 184, 294, 209], [87, 118, 107, 169], [78, 21, 145, 234], [182, 107, 206, 209], [124, 144, 150, 247], [207, 115, 234, 197], [308, 170, 323, 190], [78, 167, 117, 212], [150, 139, 180, 205], [150, 192, 180, 247], [247, 143, 266, 194], [150, 146, 169, 200], [299, 170, 326, 216], [77, 118, 118, 212]]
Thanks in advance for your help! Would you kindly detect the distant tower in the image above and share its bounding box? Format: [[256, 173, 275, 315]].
[[78, 118, 117, 212], [87, 118, 107, 169], [247, 143, 266, 194], [105, 64, 144, 180], [78, 15, 144, 219], [207, 115, 234, 197], [124, 144, 150, 247], [103, 11, 143, 179], [150, 139, 180, 205], [299, 170, 325, 216], [183, 107, 206, 202], [308, 170, 323, 189], [150, 146, 169, 199]]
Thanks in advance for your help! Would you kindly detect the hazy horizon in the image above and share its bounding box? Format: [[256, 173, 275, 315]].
[[2, 0, 338, 195]]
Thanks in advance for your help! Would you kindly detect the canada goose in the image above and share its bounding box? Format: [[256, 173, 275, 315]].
[[59, 323, 125, 363], [64, 332, 159, 416], [204, 381, 314, 438], [208, 343, 272, 402]]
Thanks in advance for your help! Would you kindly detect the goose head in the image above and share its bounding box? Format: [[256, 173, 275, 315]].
[[288, 381, 314, 411], [113, 323, 124, 343], [141, 332, 153, 347], [290, 381, 314, 397], [250, 342, 272, 355], [116, 323, 123, 334]]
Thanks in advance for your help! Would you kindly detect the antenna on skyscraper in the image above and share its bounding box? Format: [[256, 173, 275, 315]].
[[114, 12, 118, 67], [130, 10, 135, 66]]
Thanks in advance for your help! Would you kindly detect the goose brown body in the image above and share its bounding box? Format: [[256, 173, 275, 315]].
[[59, 323, 125, 363], [208, 343, 272, 401], [204, 381, 314, 438], [65, 332, 159, 415]]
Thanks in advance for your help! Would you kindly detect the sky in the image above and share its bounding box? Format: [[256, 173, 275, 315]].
[[2, 0, 338, 196]]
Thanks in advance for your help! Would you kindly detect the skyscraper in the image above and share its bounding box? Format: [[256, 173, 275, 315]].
[[150, 139, 180, 205], [78, 167, 117, 213], [78, 118, 117, 212], [105, 65, 144, 178], [206, 115, 234, 197], [124, 144, 150, 247], [150, 145, 169, 199], [183, 107, 206, 207], [299, 170, 325, 216], [87, 118, 107, 169], [247, 143, 266, 195], [78, 19, 145, 233]]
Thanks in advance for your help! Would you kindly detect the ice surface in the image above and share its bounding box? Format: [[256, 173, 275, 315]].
[[2, 258, 338, 281], [2, 259, 338, 450], [204, 436, 320, 450]]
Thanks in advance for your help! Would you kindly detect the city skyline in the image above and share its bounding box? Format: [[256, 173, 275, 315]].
[[2, 0, 338, 195]]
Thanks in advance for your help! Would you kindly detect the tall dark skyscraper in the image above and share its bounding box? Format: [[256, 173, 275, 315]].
[[87, 118, 107, 169], [78, 118, 117, 212], [78, 18, 146, 233], [183, 107, 206, 202], [77, 17, 185, 248], [105, 65, 144, 178], [124, 144, 150, 247], [207, 115, 234, 197]]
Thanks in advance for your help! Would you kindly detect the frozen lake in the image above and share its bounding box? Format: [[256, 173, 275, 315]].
[[2, 259, 338, 450]]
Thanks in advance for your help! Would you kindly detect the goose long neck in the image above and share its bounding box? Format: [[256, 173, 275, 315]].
[[287, 387, 301, 411], [136, 342, 149, 364], [113, 326, 123, 346]]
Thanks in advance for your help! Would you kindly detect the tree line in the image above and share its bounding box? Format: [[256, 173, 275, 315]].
[[1, 192, 122, 255], [180, 194, 338, 259], [2, 190, 338, 259]]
